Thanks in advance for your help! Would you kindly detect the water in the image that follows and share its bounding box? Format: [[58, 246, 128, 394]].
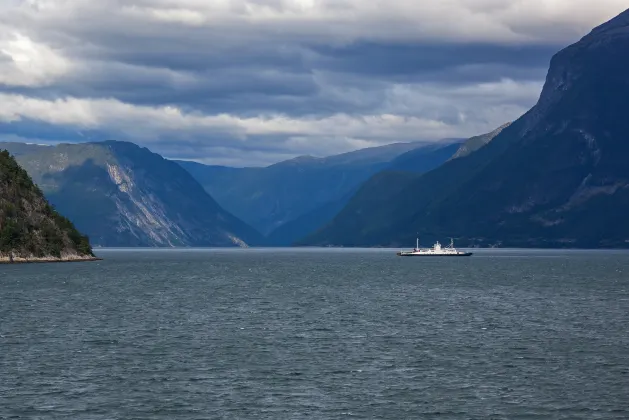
[[1, 248, 629, 419]]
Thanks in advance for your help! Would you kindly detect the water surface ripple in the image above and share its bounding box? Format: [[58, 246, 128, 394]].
[[1, 248, 629, 419]]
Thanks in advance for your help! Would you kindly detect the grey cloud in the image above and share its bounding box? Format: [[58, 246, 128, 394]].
[[0, 1, 626, 165], [2, 39, 551, 117], [309, 42, 557, 78]]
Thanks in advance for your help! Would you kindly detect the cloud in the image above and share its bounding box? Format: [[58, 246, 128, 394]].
[[10, 0, 626, 44], [0, 76, 533, 165], [0, 0, 627, 165], [0, 31, 72, 86], [1, 75, 535, 139]]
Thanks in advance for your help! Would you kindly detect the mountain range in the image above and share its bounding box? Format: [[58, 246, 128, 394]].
[[0, 141, 263, 247], [0, 138, 462, 248], [301, 8, 629, 248], [2, 9, 628, 250], [175, 139, 462, 245], [175, 140, 462, 236]]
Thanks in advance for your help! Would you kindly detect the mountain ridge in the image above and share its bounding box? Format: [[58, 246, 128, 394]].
[[176, 138, 464, 236], [450, 122, 511, 160], [0, 140, 263, 248]]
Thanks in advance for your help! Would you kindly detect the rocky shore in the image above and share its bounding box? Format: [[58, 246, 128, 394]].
[[0, 254, 101, 264]]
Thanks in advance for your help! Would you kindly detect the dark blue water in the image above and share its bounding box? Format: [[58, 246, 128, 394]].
[[2, 248, 629, 419]]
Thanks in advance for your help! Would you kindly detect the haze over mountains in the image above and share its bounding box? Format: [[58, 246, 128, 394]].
[[262, 141, 464, 246], [176, 140, 462, 237]]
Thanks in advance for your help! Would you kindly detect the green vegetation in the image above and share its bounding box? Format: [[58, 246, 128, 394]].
[[0, 149, 94, 260]]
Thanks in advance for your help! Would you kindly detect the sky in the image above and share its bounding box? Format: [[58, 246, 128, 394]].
[[0, 1, 627, 166]]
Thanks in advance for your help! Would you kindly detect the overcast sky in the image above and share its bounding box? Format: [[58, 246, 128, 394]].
[[0, 1, 627, 166]]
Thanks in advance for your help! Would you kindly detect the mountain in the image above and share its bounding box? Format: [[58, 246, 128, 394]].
[[450, 122, 511, 160], [263, 141, 463, 245], [301, 8, 629, 249], [0, 141, 263, 247], [176, 139, 463, 238], [264, 193, 352, 246], [388, 142, 463, 172], [297, 125, 509, 246], [0, 150, 95, 262]]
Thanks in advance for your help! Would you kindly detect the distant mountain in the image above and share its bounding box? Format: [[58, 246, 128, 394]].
[[301, 8, 629, 249], [0, 141, 263, 247], [450, 122, 511, 160], [298, 125, 510, 246], [176, 139, 463, 238], [264, 142, 464, 245], [0, 150, 95, 262], [388, 142, 462, 172], [264, 193, 352, 246]]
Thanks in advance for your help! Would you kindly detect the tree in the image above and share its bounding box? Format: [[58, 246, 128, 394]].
[[0, 219, 21, 254]]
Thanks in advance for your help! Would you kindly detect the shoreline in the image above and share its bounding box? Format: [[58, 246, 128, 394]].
[[0, 255, 102, 265]]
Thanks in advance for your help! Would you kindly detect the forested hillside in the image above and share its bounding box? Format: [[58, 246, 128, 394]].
[[0, 150, 95, 262]]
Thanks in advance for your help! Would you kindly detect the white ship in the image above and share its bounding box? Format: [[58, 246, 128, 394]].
[[397, 237, 472, 257]]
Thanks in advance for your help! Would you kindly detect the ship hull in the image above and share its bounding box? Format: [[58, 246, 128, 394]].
[[397, 252, 473, 257]]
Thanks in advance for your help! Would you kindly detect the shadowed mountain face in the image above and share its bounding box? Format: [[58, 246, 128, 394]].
[[301, 8, 629, 249], [264, 193, 353, 247], [264, 141, 463, 246], [0, 141, 263, 247], [388, 142, 462, 172], [176, 140, 464, 238]]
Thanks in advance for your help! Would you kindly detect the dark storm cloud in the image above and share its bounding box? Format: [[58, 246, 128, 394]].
[[309, 42, 557, 79]]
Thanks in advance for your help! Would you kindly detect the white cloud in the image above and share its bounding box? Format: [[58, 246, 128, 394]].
[[122, 5, 207, 25], [0, 81, 531, 154], [0, 30, 72, 86]]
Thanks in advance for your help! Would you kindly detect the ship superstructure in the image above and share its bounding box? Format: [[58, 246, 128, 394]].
[[397, 237, 472, 257]]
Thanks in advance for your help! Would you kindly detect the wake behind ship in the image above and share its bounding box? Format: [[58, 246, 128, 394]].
[[397, 238, 472, 257]]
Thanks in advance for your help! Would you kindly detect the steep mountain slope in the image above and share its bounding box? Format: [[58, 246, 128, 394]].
[[450, 122, 511, 160], [176, 139, 463, 236], [388, 142, 462, 172], [0, 150, 95, 262], [0, 141, 263, 247], [302, 8, 629, 248]]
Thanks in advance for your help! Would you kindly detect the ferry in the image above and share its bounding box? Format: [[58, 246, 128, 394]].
[[397, 237, 472, 257]]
